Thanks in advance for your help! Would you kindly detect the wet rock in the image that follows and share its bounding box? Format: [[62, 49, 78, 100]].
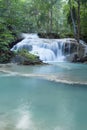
[[11, 54, 43, 65], [75, 56, 87, 63], [66, 53, 79, 62], [38, 33, 60, 39], [9, 37, 23, 48]]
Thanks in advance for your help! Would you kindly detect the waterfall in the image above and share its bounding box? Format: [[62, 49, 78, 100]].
[[11, 34, 74, 62]]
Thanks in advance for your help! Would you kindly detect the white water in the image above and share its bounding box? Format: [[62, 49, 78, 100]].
[[11, 33, 87, 62], [11, 34, 74, 62]]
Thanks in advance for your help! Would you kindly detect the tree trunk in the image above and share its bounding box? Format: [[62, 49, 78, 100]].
[[77, 0, 80, 43], [49, 0, 57, 33], [69, 0, 77, 39], [49, 7, 53, 33]]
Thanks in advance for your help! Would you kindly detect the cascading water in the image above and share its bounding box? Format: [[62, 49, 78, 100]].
[[11, 33, 76, 62]]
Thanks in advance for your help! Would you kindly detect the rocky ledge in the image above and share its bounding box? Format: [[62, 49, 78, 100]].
[[72, 55, 87, 63], [38, 32, 60, 39], [64, 39, 87, 63]]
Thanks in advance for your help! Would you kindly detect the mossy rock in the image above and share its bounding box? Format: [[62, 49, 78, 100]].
[[11, 49, 43, 65]]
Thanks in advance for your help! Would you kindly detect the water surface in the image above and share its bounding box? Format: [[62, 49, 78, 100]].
[[0, 62, 87, 130]]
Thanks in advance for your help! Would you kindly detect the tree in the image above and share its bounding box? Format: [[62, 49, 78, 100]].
[[66, 0, 87, 42], [68, 0, 77, 39]]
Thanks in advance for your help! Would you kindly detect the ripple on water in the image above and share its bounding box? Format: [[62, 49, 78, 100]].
[[0, 69, 87, 86], [0, 71, 87, 130]]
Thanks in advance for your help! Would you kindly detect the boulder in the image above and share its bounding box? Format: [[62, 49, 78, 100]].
[[11, 50, 43, 65], [75, 56, 87, 63]]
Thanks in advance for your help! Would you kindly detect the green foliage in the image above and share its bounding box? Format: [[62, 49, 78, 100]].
[[63, 0, 87, 41], [0, 0, 86, 36], [0, 20, 15, 51], [17, 49, 39, 61], [0, 0, 87, 63]]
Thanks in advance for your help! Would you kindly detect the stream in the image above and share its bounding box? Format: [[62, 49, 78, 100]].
[[0, 62, 87, 130]]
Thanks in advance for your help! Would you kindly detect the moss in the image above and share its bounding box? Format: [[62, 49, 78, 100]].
[[17, 49, 38, 61], [11, 49, 43, 65]]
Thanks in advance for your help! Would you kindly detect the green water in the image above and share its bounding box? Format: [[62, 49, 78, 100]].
[[0, 62, 87, 130]]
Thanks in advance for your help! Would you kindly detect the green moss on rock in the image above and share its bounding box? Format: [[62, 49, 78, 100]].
[[11, 49, 43, 65]]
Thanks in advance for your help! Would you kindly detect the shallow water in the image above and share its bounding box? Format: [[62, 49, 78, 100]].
[[1, 62, 87, 84], [0, 62, 87, 130]]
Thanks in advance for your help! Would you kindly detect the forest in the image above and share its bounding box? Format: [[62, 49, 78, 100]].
[[0, 0, 87, 63]]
